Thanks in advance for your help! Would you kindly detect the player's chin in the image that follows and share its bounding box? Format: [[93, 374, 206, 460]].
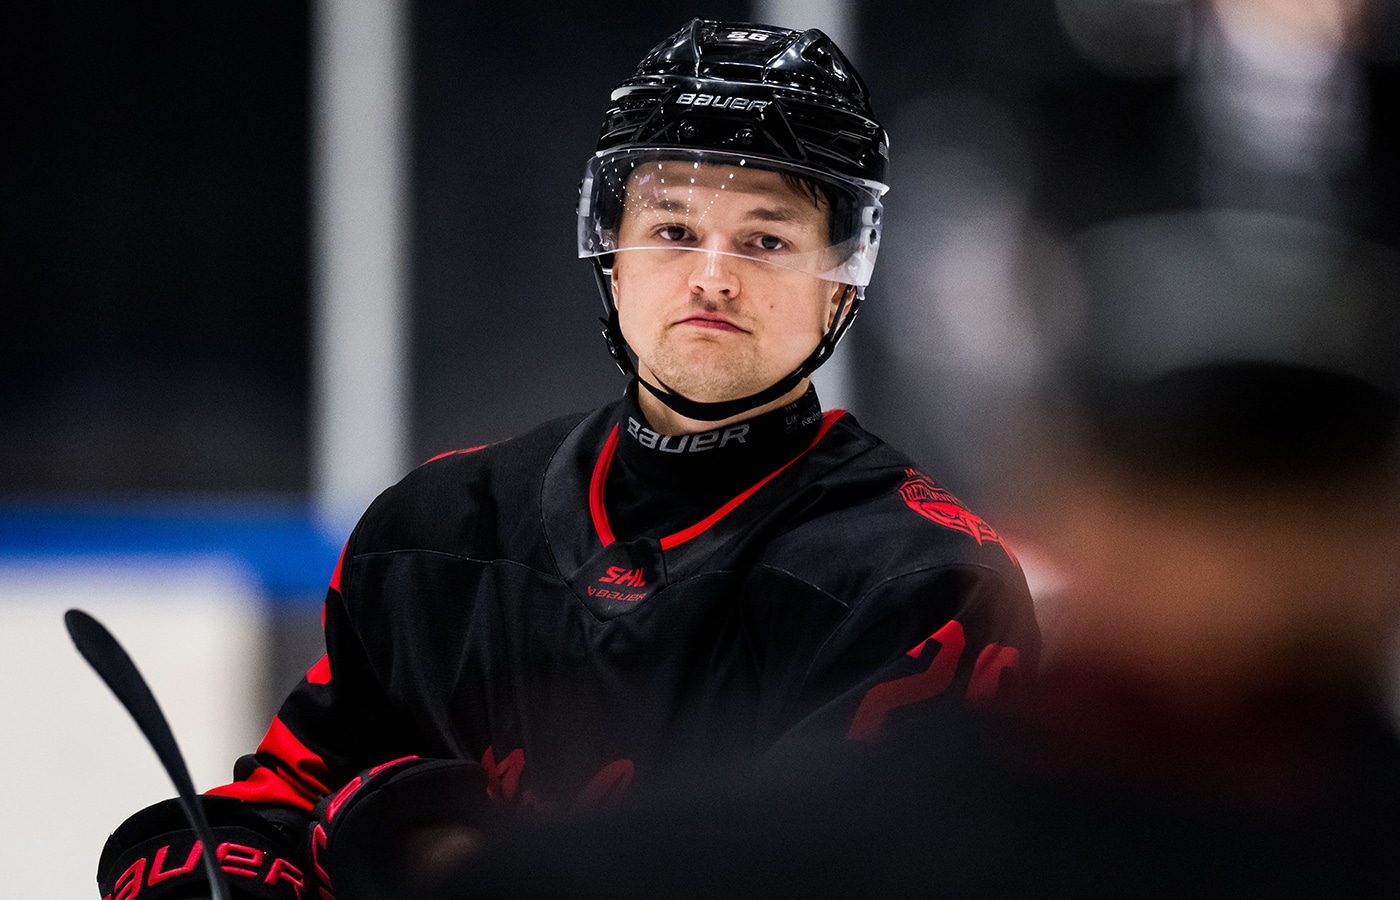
[[665, 362, 762, 399]]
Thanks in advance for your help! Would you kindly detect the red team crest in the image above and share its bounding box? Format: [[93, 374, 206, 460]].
[[898, 471, 1014, 561]]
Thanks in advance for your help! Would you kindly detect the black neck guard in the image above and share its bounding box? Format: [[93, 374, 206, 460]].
[[613, 379, 823, 492]]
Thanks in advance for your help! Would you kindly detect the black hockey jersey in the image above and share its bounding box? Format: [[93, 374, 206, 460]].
[[211, 386, 1038, 817]]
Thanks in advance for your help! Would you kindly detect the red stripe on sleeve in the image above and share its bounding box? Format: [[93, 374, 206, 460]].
[[329, 542, 347, 593], [207, 716, 337, 811], [208, 765, 321, 810], [306, 654, 331, 685]]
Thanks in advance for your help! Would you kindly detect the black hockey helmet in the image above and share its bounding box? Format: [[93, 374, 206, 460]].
[[596, 19, 888, 189], [579, 18, 890, 422]]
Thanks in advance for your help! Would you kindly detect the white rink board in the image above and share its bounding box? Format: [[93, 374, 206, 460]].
[[0, 558, 267, 899]]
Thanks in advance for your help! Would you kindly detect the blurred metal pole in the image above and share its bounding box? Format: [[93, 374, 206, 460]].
[[310, 0, 411, 537], [751, 0, 857, 60], [754, 0, 859, 413]]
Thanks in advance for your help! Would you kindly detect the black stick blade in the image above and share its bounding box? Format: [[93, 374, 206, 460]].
[[65, 608, 232, 900], [64, 608, 199, 801]]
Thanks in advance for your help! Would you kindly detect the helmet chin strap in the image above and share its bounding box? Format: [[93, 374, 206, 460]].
[[593, 259, 860, 422], [637, 368, 809, 422]]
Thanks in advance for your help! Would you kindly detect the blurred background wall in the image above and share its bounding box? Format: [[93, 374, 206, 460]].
[[3, 1, 1398, 895]]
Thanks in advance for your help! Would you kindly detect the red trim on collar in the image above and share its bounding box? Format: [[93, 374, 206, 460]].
[[588, 410, 845, 550], [590, 424, 621, 545]]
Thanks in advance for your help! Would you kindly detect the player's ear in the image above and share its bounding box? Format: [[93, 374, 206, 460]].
[[825, 283, 848, 330], [611, 265, 622, 308]]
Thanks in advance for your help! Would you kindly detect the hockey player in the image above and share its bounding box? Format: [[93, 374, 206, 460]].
[[95, 19, 1038, 899]]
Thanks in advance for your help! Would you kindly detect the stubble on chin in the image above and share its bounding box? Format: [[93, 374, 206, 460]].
[[642, 331, 767, 403]]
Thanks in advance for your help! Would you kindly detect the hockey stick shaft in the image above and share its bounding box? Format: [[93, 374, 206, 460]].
[[65, 608, 232, 900]]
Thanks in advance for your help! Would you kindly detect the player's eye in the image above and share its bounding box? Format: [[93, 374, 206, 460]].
[[754, 234, 787, 252], [657, 224, 690, 242]]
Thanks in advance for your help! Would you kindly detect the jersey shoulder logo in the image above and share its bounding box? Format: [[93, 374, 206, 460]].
[[898, 470, 1008, 553]]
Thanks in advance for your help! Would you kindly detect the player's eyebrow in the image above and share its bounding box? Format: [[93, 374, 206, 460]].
[[744, 205, 806, 224], [633, 195, 817, 229], [636, 198, 688, 213]]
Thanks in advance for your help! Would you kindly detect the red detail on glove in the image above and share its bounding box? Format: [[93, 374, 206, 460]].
[[848, 619, 967, 741], [217, 842, 263, 877], [481, 747, 524, 802], [100, 817, 307, 900], [324, 775, 363, 824], [311, 822, 331, 891], [366, 755, 418, 778], [321, 756, 419, 824], [265, 857, 306, 892], [112, 857, 145, 900], [147, 841, 201, 883]]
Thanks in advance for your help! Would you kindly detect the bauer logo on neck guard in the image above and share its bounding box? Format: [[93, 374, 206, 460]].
[[627, 416, 749, 453]]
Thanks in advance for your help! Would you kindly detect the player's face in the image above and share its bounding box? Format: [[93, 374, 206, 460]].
[[610, 162, 845, 412]]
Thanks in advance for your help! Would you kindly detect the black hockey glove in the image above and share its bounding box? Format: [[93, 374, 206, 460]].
[[98, 795, 306, 899], [306, 756, 495, 900]]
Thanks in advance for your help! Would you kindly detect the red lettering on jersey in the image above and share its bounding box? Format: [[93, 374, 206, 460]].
[[600, 566, 646, 587], [586, 585, 648, 602], [481, 746, 525, 802], [848, 620, 966, 741], [966, 643, 1022, 708], [148, 841, 201, 883]]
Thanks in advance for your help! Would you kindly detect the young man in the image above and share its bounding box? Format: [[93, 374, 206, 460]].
[[96, 19, 1037, 899]]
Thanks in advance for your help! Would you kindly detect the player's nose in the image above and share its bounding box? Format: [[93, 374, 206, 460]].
[[687, 247, 739, 298]]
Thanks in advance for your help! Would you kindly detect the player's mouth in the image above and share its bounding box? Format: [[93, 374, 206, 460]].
[[675, 313, 747, 333]]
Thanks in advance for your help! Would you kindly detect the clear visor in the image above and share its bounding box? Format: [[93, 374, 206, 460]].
[[578, 148, 885, 286]]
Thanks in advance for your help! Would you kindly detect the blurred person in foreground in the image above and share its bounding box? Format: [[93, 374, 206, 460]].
[[92, 19, 1037, 900], [449, 211, 1400, 898]]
